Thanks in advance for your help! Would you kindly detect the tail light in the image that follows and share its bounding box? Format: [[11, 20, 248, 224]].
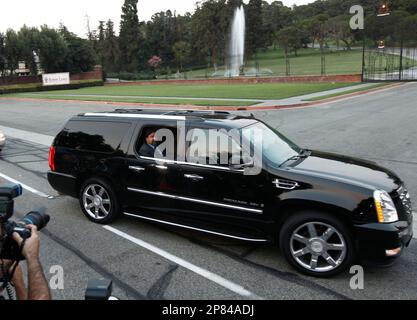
[[48, 146, 56, 172]]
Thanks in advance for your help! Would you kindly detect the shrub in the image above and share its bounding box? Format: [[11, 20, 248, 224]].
[[109, 71, 156, 81], [0, 80, 104, 95]]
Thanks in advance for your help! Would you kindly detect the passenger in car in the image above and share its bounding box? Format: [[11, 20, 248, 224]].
[[139, 128, 158, 158]]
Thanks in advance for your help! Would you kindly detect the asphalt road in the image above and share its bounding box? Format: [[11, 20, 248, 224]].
[[0, 83, 416, 300]]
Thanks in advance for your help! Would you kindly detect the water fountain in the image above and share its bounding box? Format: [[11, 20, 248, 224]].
[[225, 6, 245, 77], [211, 5, 273, 78]]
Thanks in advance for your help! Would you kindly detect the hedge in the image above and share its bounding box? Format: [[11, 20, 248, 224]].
[[0, 80, 104, 95], [106, 71, 156, 81]]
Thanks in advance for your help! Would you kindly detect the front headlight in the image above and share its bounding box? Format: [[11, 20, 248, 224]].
[[374, 190, 399, 223]]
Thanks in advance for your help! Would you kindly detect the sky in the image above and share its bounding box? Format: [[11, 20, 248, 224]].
[[0, 0, 314, 38]]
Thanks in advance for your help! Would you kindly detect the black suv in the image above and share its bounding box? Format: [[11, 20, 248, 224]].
[[47, 109, 414, 277]]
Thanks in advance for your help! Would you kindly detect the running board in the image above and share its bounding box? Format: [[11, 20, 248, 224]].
[[124, 212, 269, 243]]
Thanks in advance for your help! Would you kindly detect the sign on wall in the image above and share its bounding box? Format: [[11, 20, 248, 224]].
[[42, 73, 70, 86]]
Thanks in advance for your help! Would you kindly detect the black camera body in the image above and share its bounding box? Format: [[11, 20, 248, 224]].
[[0, 184, 22, 222], [0, 184, 50, 261]]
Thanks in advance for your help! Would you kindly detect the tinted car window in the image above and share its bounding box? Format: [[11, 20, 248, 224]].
[[186, 128, 243, 166], [58, 120, 131, 153], [241, 122, 300, 166], [136, 126, 178, 160]]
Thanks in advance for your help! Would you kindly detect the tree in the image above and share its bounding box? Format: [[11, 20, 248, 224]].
[[97, 21, 105, 43], [145, 11, 177, 67], [37, 26, 67, 73], [119, 0, 142, 72], [275, 26, 303, 76], [94, 21, 106, 66], [4, 29, 21, 76], [0, 33, 6, 77], [173, 41, 191, 71], [402, 14, 417, 41], [246, 0, 265, 55], [275, 26, 304, 56], [59, 26, 97, 73], [17, 26, 40, 75], [302, 14, 330, 75], [147, 55, 162, 76], [262, 1, 293, 48], [328, 16, 355, 50], [394, 0, 417, 15], [191, 0, 228, 69], [67, 38, 97, 73], [305, 14, 330, 50], [103, 19, 120, 73]]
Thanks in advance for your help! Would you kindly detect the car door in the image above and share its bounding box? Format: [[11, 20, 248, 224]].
[[123, 121, 185, 218], [177, 125, 270, 239]]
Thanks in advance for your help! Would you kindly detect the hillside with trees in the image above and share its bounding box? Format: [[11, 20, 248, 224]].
[[1, 0, 416, 79]]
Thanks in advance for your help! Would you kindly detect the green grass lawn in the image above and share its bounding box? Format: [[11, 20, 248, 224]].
[[174, 47, 416, 79], [9, 82, 357, 106], [176, 48, 365, 79], [8, 82, 358, 106]]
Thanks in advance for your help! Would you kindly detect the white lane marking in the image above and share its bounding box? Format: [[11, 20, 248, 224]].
[[0, 172, 53, 198], [103, 225, 263, 300], [0, 125, 53, 147]]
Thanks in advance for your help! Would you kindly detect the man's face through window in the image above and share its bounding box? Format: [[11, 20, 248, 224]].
[[146, 132, 156, 145]]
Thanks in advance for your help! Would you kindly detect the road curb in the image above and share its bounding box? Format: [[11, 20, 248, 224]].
[[0, 82, 404, 111]]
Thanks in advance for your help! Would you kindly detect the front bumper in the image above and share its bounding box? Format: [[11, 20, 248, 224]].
[[354, 217, 413, 262]]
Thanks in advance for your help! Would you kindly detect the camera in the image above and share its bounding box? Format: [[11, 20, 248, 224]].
[[0, 184, 50, 261]]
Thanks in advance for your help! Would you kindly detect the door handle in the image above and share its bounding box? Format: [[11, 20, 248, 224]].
[[129, 166, 146, 173], [152, 165, 168, 170], [184, 174, 204, 181]]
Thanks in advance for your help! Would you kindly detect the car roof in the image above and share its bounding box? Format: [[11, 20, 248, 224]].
[[78, 109, 259, 129]]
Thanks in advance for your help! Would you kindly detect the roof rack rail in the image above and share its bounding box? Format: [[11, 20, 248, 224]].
[[113, 109, 144, 113], [162, 110, 231, 116], [81, 109, 248, 121]]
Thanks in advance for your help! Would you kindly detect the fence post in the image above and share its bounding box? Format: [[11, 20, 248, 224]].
[[399, 39, 404, 81], [361, 35, 366, 82]]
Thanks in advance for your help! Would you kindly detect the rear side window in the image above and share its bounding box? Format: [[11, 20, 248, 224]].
[[57, 120, 131, 153]]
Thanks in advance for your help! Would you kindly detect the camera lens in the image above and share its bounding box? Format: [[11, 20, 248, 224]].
[[20, 212, 50, 231]]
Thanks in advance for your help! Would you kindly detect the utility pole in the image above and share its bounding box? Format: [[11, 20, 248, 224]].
[[85, 14, 93, 41]]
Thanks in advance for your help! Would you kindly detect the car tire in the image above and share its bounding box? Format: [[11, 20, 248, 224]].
[[279, 211, 356, 277], [79, 177, 120, 224]]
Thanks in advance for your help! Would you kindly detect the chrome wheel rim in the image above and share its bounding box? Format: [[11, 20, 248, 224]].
[[290, 222, 347, 273], [83, 184, 111, 220]]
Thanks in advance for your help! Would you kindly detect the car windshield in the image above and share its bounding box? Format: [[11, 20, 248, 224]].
[[241, 122, 301, 167]]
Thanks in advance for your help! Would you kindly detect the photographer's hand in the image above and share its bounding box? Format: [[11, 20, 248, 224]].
[[14, 225, 40, 260], [13, 226, 51, 300]]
